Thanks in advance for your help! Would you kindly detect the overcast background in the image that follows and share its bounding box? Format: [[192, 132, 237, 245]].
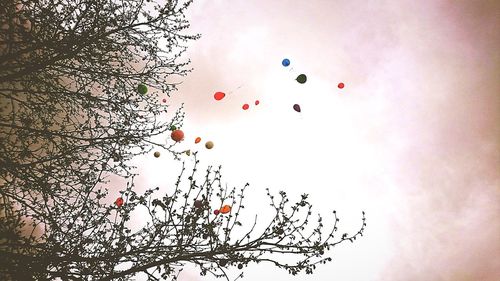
[[128, 0, 499, 280]]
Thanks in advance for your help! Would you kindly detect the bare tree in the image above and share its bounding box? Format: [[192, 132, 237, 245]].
[[0, 0, 366, 280]]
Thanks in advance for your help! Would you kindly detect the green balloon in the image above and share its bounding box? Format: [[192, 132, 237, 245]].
[[137, 84, 148, 94], [296, 74, 307, 84]]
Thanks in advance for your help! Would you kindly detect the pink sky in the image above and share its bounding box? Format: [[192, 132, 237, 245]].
[[130, 0, 499, 280]]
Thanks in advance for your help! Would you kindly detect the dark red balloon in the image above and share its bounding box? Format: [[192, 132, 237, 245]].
[[242, 104, 249, 110], [338, 82, 345, 89], [255, 100, 260, 105], [214, 92, 225, 100], [293, 104, 301, 112], [194, 200, 203, 208]]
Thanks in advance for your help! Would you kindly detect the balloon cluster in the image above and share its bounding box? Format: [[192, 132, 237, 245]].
[[282, 58, 307, 112], [192, 199, 231, 216]]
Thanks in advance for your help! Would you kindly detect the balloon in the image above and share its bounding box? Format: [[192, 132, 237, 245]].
[[338, 82, 344, 89], [255, 100, 260, 105], [115, 197, 124, 207], [213, 209, 220, 215], [293, 104, 301, 112], [171, 129, 184, 142], [154, 151, 160, 158], [162, 98, 167, 103], [282, 58, 290, 67], [194, 200, 203, 208], [137, 84, 148, 94], [220, 205, 231, 214], [195, 137, 201, 144], [242, 104, 249, 110], [214, 92, 225, 101], [238, 264, 243, 270], [205, 141, 214, 149], [296, 74, 307, 84]]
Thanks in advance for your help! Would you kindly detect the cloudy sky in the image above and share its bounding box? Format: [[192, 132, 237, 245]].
[[133, 0, 499, 280]]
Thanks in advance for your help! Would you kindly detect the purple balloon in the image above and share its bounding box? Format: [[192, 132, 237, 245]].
[[293, 104, 301, 112]]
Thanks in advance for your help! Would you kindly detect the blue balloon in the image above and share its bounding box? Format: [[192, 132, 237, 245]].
[[282, 58, 290, 67]]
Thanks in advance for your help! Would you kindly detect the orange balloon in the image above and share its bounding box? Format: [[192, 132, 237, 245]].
[[171, 129, 184, 142], [220, 205, 231, 214], [195, 137, 201, 144]]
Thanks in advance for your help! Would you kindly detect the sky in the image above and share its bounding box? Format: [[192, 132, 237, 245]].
[[129, 0, 499, 280]]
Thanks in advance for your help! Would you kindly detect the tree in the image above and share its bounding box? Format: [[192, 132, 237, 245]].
[[0, 0, 367, 280], [1, 0, 195, 278]]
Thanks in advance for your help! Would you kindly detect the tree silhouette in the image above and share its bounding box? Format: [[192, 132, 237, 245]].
[[2, 153, 367, 280], [0, 0, 367, 280]]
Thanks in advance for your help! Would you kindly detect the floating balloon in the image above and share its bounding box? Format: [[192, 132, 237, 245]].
[[338, 82, 344, 89], [205, 141, 214, 149], [296, 74, 307, 84], [115, 197, 124, 207], [220, 205, 231, 214], [154, 151, 160, 158], [137, 84, 148, 94], [194, 200, 203, 209], [214, 92, 225, 101], [195, 137, 201, 144], [213, 209, 220, 215], [282, 58, 290, 67], [242, 104, 249, 110], [162, 98, 167, 103], [255, 100, 260, 105], [293, 104, 301, 112], [171, 129, 184, 142]]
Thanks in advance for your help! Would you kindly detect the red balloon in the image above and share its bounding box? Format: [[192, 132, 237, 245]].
[[255, 100, 260, 105], [338, 82, 344, 89], [214, 92, 225, 100], [293, 104, 301, 112], [115, 197, 124, 207], [162, 98, 167, 103], [214, 209, 220, 215], [242, 104, 249, 110], [171, 130, 184, 142]]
